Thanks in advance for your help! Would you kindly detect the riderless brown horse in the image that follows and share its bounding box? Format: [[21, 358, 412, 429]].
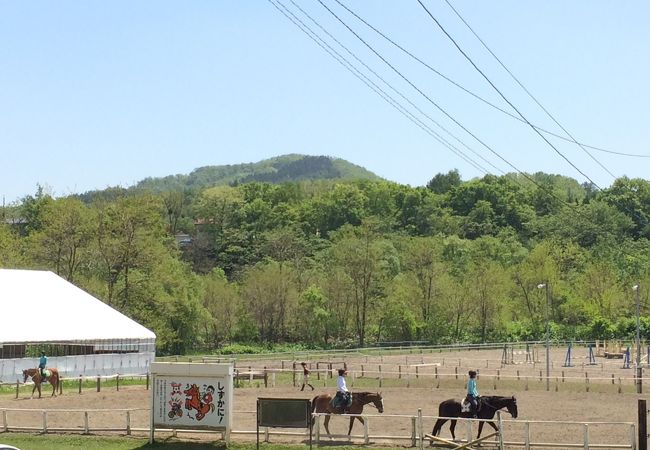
[[22, 368, 60, 398], [311, 392, 384, 435], [431, 395, 518, 441]]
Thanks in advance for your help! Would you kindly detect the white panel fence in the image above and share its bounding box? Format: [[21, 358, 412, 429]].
[[0, 353, 155, 381]]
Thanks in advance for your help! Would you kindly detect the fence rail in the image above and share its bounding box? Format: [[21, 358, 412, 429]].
[[0, 407, 636, 449]]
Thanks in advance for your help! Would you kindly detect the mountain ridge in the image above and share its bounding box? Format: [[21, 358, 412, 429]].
[[134, 154, 383, 192]]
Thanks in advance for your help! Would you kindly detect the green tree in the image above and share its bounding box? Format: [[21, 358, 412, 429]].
[[28, 198, 94, 282], [328, 219, 394, 346], [426, 169, 461, 194]]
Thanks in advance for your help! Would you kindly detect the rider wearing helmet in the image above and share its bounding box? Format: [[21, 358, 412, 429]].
[[467, 370, 480, 417], [38, 352, 48, 379]]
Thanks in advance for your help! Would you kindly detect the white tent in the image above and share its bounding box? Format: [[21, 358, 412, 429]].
[[0, 269, 155, 378], [0, 269, 155, 343]]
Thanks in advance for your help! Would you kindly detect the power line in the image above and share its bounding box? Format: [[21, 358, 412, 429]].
[[330, 0, 650, 159], [285, 0, 503, 175], [415, 0, 602, 189], [315, 0, 543, 185], [267, 0, 491, 174], [441, 0, 617, 180]]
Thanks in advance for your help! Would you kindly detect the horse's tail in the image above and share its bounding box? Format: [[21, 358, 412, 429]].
[[311, 395, 320, 425]]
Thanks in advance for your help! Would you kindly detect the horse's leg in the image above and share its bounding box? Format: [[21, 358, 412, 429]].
[[449, 419, 457, 440], [348, 416, 364, 435], [51, 376, 57, 397], [324, 415, 331, 436], [477, 420, 484, 438], [431, 418, 446, 436], [31, 383, 36, 399]]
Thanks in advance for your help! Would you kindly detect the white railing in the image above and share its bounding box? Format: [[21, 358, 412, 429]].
[[0, 408, 636, 449]]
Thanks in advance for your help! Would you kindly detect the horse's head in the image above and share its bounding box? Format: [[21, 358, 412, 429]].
[[22, 369, 28, 383], [506, 396, 518, 418], [183, 384, 198, 397], [371, 392, 384, 413]]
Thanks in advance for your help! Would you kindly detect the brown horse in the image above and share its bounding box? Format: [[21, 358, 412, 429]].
[[312, 392, 384, 435], [22, 367, 60, 398]]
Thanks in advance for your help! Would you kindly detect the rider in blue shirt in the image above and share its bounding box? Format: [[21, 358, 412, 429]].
[[38, 352, 48, 379], [467, 370, 480, 417]]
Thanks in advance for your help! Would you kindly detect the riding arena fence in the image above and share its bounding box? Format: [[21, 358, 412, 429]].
[[0, 407, 637, 449]]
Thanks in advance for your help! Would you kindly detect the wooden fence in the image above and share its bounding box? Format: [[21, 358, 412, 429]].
[[0, 373, 150, 398], [0, 407, 636, 449]]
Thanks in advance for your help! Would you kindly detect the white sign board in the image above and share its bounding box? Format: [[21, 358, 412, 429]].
[[149, 362, 233, 442]]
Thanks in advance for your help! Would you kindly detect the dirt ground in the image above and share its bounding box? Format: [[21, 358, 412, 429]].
[[0, 383, 643, 449], [0, 346, 645, 448]]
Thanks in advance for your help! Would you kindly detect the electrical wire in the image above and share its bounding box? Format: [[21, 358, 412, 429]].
[[286, 0, 503, 175], [442, 0, 617, 179], [330, 0, 650, 159], [415, 0, 602, 189], [315, 0, 543, 186], [267, 0, 491, 173]]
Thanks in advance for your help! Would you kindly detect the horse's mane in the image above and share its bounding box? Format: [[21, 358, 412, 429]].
[[353, 391, 380, 397], [481, 395, 516, 408]]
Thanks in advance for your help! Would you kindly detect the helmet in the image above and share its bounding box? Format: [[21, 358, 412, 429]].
[[338, 368, 347, 376], [468, 370, 477, 377]]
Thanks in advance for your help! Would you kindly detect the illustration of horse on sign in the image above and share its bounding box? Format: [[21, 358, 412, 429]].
[[184, 383, 215, 420]]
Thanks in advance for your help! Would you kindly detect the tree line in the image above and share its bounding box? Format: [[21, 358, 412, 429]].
[[2, 170, 649, 355]]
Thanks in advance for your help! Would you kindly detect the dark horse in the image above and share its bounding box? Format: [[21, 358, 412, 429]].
[[22, 367, 60, 398], [312, 392, 384, 435], [431, 395, 517, 440]]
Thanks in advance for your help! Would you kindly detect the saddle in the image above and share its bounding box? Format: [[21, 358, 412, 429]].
[[461, 396, 480, 413], [330, 392, 353, 410]]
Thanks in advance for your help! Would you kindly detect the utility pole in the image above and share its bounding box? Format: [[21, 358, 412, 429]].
[[538, 282, 551, 391]]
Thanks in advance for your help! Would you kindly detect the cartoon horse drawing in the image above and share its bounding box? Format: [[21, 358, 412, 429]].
[[184, 383, 215, 420]]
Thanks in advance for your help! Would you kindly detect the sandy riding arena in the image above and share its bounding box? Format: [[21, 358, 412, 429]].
[[0, 345, 646, 449]]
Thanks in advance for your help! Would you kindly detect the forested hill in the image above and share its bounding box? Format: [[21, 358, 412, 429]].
[[7, 167, 650, 356], [134, 154, 382, 192]]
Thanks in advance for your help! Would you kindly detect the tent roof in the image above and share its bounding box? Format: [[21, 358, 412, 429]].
[[0, 269, 155, 343]]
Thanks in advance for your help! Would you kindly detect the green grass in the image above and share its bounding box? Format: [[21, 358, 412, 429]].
[[0, 377, 147, 398], [0, 433, 408, 449]]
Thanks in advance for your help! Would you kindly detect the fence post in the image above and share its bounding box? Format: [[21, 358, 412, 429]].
[[639, 399, 647, 450], [42, 410, 48, 434], [96, 376, 101, 392], [583, 423, 589, 450], [264, 367, 268, 388], [418, 408, 424, 450], [411, 415, 416, 447], [146, 372, 150, 390], [15, 381, 19, 399], [524, 421, 530, 450], [78, 376, 82, 394], [497, 410, 504, 450], [116, 375, 120, 392], [126, 410, 131, 435], [399, 365, 402, 379], [292, 362, 296, 387], [364, 416, 370, 445], [84, 411, 89, 434], [59, 377, 63, 395], [314, 414, 320, 444], [2, 409, 7, 432]]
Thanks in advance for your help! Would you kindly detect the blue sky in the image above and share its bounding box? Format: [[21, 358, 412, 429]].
[[1, 1, 648, 203]]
